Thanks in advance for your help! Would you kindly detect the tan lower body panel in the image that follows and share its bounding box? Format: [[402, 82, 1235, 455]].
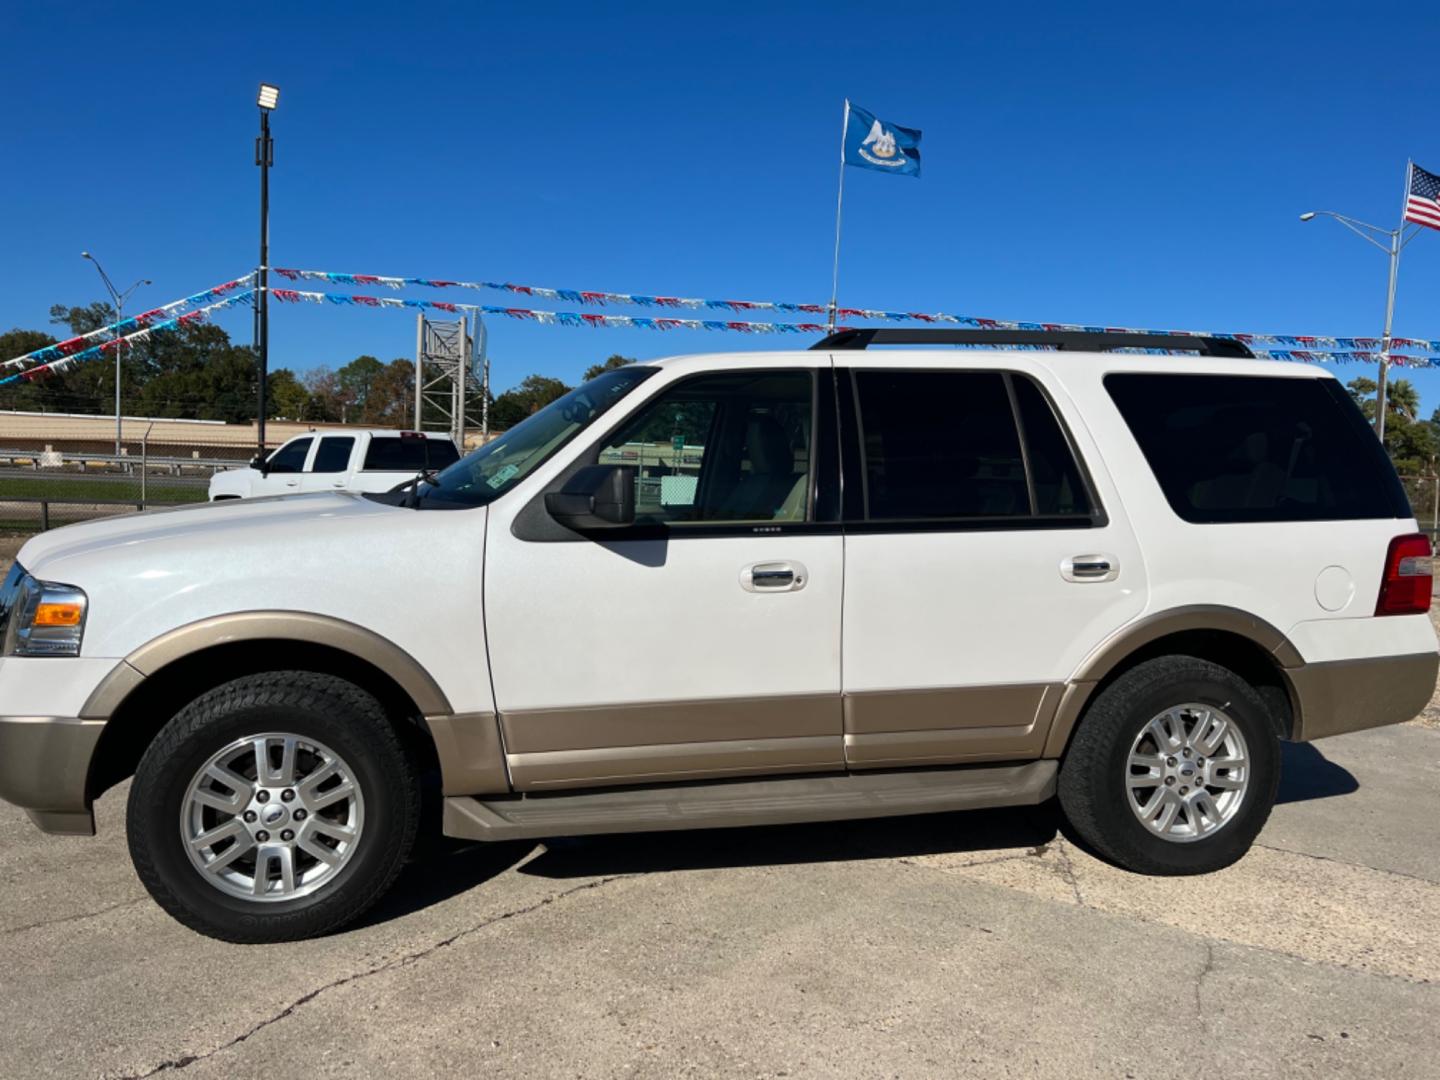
[[423, 712, 510, 795], [843, 683, 1062, 768], [1289, 651, 1439, 741], [500, 693, 843, 791]]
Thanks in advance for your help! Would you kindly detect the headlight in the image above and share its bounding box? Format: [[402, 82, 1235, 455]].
[[3, 570, 88, 657]]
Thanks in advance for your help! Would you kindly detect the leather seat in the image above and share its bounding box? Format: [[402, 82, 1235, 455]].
[[712, 415, 804, 520]]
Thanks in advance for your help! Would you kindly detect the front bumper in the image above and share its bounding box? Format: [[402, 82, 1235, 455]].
[[0, 715, 105, 834]]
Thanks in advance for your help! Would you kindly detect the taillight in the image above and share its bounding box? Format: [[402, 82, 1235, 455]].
[[1376, 533, 1433, 616]]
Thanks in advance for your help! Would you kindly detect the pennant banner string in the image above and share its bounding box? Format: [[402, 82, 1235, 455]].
[[267, 288, 1435, 366], [0, 291, 257, 388], [3, 273, 257, 371], [272, 267, 1440, 355]]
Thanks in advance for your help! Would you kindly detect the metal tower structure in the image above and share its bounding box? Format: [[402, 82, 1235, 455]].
[[414, 312, 489, 444]]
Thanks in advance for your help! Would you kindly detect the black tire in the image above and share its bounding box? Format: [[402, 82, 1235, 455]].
[[1057, 655, 1280, 875], [127, 672, 420, 943]]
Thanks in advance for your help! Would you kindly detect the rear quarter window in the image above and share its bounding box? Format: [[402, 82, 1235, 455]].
[[363, 437, 461, 472], [1105, 373, 1410, 524]]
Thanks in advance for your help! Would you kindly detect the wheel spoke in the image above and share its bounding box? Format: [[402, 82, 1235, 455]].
[[298, 834, 341, 867], [297, 760, 341, 801], [1196, 712, 1229, 756], [252, 849, 275, 896], [310, 820, 357, 843], [189, 818, 247, 853], [1148, 714, 1183, 752], [193, 786, 247, 815], [1154, 793, 1181, 833], [310, 781, 356, 812], [204, 763, 253, 800], [1192, 791, 1220, 832], [203, 833, 255, 875], [1207, 770, 1245, 791], [275, 846, 297, 895]]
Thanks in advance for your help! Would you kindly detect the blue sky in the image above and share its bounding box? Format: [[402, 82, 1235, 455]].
[[6, 1, 1440, 411]]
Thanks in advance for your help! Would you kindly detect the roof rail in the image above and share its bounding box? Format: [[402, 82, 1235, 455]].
[[810, 327, 1254, 359]]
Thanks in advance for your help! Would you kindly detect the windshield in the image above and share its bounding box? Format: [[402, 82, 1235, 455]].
[[417, 366, 657, 506]]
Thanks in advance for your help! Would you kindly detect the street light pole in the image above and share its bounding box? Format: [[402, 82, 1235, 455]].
[[80, 252, 150, 457], [1301, 199, 1421, 443], [255, 83, 279, 458]]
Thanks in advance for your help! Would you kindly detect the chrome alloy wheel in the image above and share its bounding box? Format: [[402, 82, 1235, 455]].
[[1125, 704, 1249, 843], [181, 733, 365, 902]]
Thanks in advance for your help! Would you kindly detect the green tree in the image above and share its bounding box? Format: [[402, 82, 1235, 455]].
[[490, 374, 572, 429], [49, 301, 115, 336], [267, 369, 311, 420], [582, 354, 635, 381]]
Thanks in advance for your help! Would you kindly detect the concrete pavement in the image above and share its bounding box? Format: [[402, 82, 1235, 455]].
[[0, 723, 1437, 1079]]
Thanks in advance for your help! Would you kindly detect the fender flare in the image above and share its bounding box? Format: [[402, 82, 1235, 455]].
[[80, 611, 453, 719], [1042, 605, 1302, 757]]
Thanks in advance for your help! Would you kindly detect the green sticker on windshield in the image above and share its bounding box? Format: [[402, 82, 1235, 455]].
[[486, 464, 521, 489]]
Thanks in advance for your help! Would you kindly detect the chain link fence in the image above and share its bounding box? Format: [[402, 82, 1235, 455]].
[[0, 429, 257, 532], [1400, 476, 1440, 549]]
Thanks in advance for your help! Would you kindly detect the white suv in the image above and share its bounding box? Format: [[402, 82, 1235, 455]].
[[208, 429, 460, 500], [1, 329, 1434, 943]]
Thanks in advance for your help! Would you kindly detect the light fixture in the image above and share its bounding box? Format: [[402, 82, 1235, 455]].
[[257, 83, 280, 110], [1299, 212, 1317, 221]]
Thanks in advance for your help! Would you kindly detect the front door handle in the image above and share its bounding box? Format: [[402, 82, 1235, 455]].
[[1061, 554, 1118, 583], [741, 561, 807, 592]]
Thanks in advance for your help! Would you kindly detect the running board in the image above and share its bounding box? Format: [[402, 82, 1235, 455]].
[[442, 760, 1057, 842]]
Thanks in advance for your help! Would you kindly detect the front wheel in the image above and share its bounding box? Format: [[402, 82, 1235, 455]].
[[127, 672, 420, 943], [1057, 656, 1280, 875]]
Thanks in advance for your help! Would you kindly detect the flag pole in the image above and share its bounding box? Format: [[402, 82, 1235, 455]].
[[1376, 159, 1410, 442], [827, 100, 851, 333]]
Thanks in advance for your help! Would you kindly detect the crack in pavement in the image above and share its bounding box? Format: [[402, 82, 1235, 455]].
[[2, 895, 148, 936], [1054, 839, 1086, 907], [1194, 943, 1217, 1035], [112, 874, 631, 1080], [1254, 843, 1440, 887]]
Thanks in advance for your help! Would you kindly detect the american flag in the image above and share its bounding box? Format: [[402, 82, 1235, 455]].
[[1404, 163, 1440, 231]]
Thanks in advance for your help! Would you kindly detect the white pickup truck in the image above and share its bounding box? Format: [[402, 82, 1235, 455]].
[[208, 429, 461, 500]]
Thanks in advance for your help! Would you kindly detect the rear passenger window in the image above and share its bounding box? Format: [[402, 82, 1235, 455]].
[[310, 436, 355, 474], [363, 437, 460, 472], [1013, 376, 1091, 516], [852, 370, 1093, 522], [1105, 373, 1409, 523]]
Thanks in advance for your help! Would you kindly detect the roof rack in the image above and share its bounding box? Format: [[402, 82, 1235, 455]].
[[810, 327, 1254, 359]]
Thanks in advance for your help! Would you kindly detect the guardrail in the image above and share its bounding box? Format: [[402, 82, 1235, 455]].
[[0, 447, 243, 473]]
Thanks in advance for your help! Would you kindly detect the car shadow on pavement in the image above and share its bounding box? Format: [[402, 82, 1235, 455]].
[[351, 742, 1358, 926], [349, 839, 538, 930], [1277, 740, 1359, 805], [517, 803, 1062, 880]]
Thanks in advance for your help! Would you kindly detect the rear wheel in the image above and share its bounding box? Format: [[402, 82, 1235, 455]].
[[1057, 656, 1280, 875], [128, 672, 419, 943]]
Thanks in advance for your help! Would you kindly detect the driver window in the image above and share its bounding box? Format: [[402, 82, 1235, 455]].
[[265, 437, 312, 475], [600, 370, 813, 524]]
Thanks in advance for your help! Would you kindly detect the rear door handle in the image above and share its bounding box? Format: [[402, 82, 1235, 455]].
[[741, 561, 807, 592], [1061, 554, 1118, 582]]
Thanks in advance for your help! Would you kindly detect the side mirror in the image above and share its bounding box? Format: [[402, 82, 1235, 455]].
[[249, 453, 270, 477], [545, 465, 635, 531]]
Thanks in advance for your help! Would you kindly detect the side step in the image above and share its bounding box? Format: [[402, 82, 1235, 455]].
[[442, 760, 1057, 842]]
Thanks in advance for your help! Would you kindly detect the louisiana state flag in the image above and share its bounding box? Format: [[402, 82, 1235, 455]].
[[842, 102, 921, 177]]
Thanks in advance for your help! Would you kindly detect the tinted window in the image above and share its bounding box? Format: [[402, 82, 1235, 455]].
[[363, 437, 461, 472], [1013, 376, 1092, 516], [1105, 373, 1409, 523], [310, 436, 355, 474], [854, 371, 1028, 519], [601, 371, 813, 524], [265, 438, 311, 474]]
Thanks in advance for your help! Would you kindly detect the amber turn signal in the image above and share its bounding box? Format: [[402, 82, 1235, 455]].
[[33, 603, 83, 627]]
